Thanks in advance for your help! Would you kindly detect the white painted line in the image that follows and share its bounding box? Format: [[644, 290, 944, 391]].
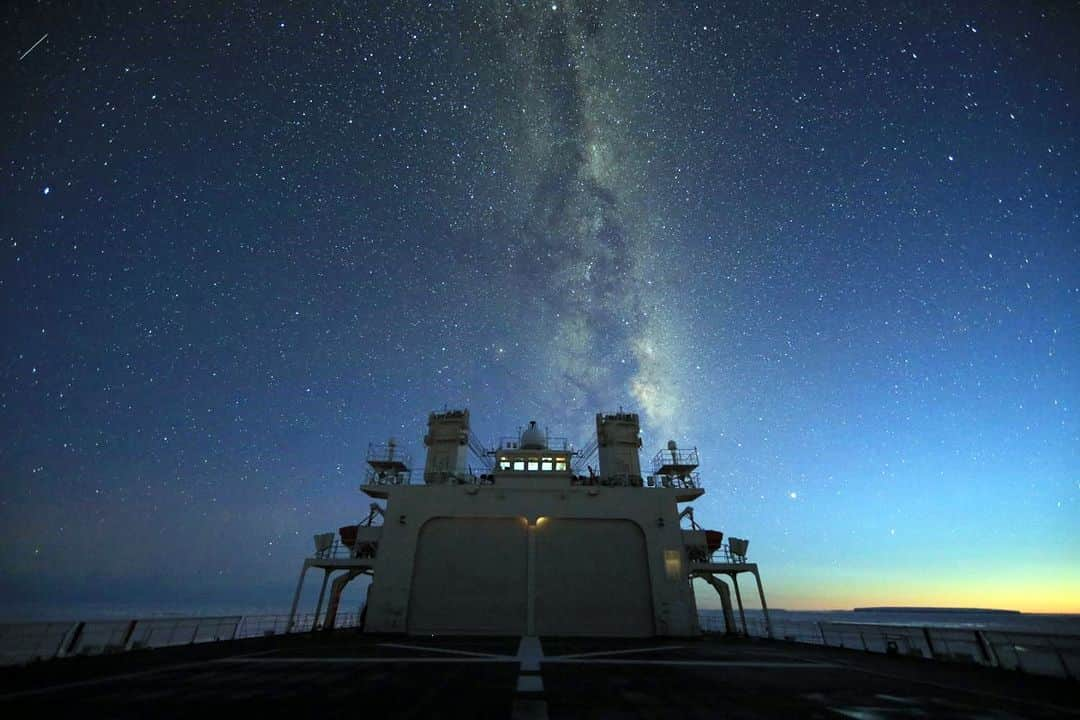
[[553, 645, 687, 660], [377, 642, 510, 659], [875, 694, 920, 705], [213, 656, 513, 664], [513, 637, 547, 717], [829, 707, 888, 719], [0, 648, 281, 700], [545, 659, 840, 668], [516, 636, 544, 671]]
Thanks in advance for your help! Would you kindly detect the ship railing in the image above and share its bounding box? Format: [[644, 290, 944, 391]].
[[697, 613, 1079, 681], [646, 472, 700, 489], [565, 473, 700, 489], [235, 612, 359, 638], [314, 538, 377, 560], [712, 544, 749, 564], [0, 612, 361, 667], [685, 541, 749, 564], [570, 474, 643, 487], [366, 443, 411, 467], [496, 436, 571, 451], [363, 468, 412, 485], [651, 447, 700, 471], [423, 470, 494, 485]]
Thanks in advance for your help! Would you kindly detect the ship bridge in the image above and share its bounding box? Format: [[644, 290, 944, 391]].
[[492, 421, 572, 486]]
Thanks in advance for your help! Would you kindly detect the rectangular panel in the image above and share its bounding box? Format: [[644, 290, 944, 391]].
[[535, 518, 654, 637], [407, 517, 528, 635]]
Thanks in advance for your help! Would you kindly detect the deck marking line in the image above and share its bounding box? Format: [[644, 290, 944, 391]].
[[513, 637, 546, 706], [875, 694, 920, 705], [516, 636, 543, 671], [214, 656, 513, 664], [377, 642, 510, 659], [553, 645, 687, 660], [0, 647, 280, 700], [545, 659, 840, 668]]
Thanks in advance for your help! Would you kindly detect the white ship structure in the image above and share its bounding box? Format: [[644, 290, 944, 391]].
[[288, 409, 773, 638]]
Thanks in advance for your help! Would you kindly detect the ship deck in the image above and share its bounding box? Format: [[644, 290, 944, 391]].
[[1, 630, 1076, 719]]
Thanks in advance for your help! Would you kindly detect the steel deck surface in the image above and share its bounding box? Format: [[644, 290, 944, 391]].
[[1, 631, 1076, 719]]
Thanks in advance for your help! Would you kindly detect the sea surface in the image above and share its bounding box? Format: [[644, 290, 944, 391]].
[[700, 608, 1080, 636]]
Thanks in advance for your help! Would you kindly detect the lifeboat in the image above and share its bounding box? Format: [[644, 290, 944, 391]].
[[705, 530, 724, 555], [339, 525, 358, 548]]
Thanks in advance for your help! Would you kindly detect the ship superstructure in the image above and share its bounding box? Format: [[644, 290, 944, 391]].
[[288, 409, 772, 638]]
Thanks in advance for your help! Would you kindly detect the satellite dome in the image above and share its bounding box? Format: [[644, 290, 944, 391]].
[[520, 420, 546, 450]]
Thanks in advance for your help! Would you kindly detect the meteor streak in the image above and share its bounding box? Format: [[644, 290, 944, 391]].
[[18, 33, 48, 62]]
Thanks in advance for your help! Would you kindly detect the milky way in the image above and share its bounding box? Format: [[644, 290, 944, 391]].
[[466, 1, 692, 441]]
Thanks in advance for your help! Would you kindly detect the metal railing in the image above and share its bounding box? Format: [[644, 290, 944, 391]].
[[422, 470, 494, 485], [366, 442, 411, 468], [646, 472, 700, 489], [363, 468, 413, 485], [651, 447, 700, 472], [315, 538, 378, 560], [497, 436, 571, 451], [685, 536, 750, 564], [569, 473, 645, 487], [0, 612, 359, 667], [698, 614, 1079, 681], [707, 544, 749, 564], [234, 612, 358, 638]]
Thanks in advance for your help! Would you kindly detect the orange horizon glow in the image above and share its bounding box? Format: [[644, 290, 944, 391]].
[[693, 570, 1080, 615]]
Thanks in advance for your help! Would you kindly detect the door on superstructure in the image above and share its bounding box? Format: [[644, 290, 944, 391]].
[[534, 518, 654, 636], [407, 517, 528, 635]]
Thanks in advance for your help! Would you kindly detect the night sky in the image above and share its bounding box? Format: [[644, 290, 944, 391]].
[[2, 2, 1077, 619]]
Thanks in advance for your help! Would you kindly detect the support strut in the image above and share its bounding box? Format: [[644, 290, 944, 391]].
[[286, 563, 309, 633]]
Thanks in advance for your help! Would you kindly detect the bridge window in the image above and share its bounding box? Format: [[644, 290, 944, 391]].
[[501, 456, 571, 472]]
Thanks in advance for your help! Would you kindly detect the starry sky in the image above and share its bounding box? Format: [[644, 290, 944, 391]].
[[2, 1, 1077, 619]]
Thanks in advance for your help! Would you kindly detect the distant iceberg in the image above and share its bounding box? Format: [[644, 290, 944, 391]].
[[854, 606, 1021, 615]]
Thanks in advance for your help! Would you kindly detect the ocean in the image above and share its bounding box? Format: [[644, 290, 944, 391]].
[[700, 608, 1080, 636]]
